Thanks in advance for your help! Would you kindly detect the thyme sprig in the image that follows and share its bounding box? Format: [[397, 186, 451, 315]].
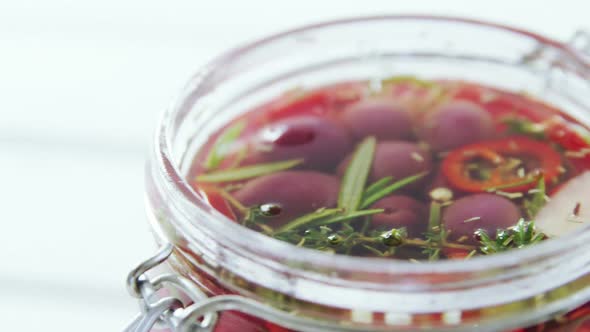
[[475, 219, 546, 255], [275, 222, 475, 256], [274, 224, 406, 255]]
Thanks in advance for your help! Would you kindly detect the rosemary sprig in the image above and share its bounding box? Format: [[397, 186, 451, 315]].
[[196, 158, 303, 183], [363, 176, 394, 199], [274, 208, 342, 234], [310, 209, 384, 228], [204, 120, 247, 170], [274, 208, 383, 235], [360, 172, 428, 208], [339, 136, 376, 213], [274, 137, 383, 235]]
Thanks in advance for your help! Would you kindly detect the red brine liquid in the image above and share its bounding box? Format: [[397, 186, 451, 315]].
[[188, 78, 590, 331]]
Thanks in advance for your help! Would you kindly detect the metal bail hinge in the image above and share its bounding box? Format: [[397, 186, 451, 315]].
[[123, 243, 219, 332], [123, 244, 309, 332]]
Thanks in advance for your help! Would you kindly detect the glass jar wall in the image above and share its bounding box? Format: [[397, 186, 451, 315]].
[[144, 16, 590, 331]]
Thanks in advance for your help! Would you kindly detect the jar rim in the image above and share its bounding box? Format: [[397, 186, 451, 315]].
[[154, 15, 590, 277]]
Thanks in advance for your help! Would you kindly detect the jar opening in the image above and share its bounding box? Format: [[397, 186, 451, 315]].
[[147, 15, 590, 324]]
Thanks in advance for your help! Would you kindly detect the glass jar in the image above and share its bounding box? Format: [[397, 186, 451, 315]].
[[127, 16, 590, 332]]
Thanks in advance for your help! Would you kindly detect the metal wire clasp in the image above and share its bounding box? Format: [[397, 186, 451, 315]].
[[123, 244, 311, 332], [123, 243, 218, 332]]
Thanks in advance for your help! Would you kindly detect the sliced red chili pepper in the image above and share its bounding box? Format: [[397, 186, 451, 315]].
[[263, 83, 364, 122], [197, 186, 238, 221], [449, 83, 559, 133], [549, 123, 590, 151], [569, 304, 590, 321], [442, 137, 563, 193], [548, 123, 590, 173], [214, 311, 267, 332], [443, 247, 471, 260], [264, 322, 294, 332]]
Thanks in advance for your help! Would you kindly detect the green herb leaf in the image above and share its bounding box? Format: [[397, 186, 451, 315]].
[[476, 219, 546, 254], [512, 219, 546, 247], [226, 146, 248, 169], [524, 175, 546, 218], [427, 201, 442, 232], [502, 117, 546, 140], [204, 121, 247, 170], [360, 172, 428, 208], [362, 244, 386, 256], [423, 201, 444, 261], [485, 176, 537, 191], [310, 209, 384, 228], [338, 137, 377, 213], [475, 229, 504, 254], [196, 158, 303, 183], [464, 250, 477, 260], [274, 208, 342, 234], [363, 176, 394, 199]]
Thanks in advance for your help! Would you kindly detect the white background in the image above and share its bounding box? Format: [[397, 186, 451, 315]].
[[0, 1, 588, 330]]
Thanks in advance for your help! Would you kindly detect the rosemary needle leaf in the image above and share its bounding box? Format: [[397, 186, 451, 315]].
[[204, 120, 247, 170], [310, 209, 384, 228], [196, 159, 303, 183], [363, 176, 394, 199], [274, 208, 341, 234], [361, 172, 428, 209], [338, 136, 377, 212]]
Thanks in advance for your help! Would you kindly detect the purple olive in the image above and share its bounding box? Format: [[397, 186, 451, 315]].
[[338, 141, 433, 191], [233, 171, 340, 225], [442, 194, 522, 244], [371, 195, 426, 237], [249, 116, 352, 170], [340, 99, 414, 141], [371, 142, 432, 188], [417, 101, 494, 152]]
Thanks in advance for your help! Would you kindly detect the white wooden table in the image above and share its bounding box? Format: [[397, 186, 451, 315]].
[[0, 1, 587, 330]]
